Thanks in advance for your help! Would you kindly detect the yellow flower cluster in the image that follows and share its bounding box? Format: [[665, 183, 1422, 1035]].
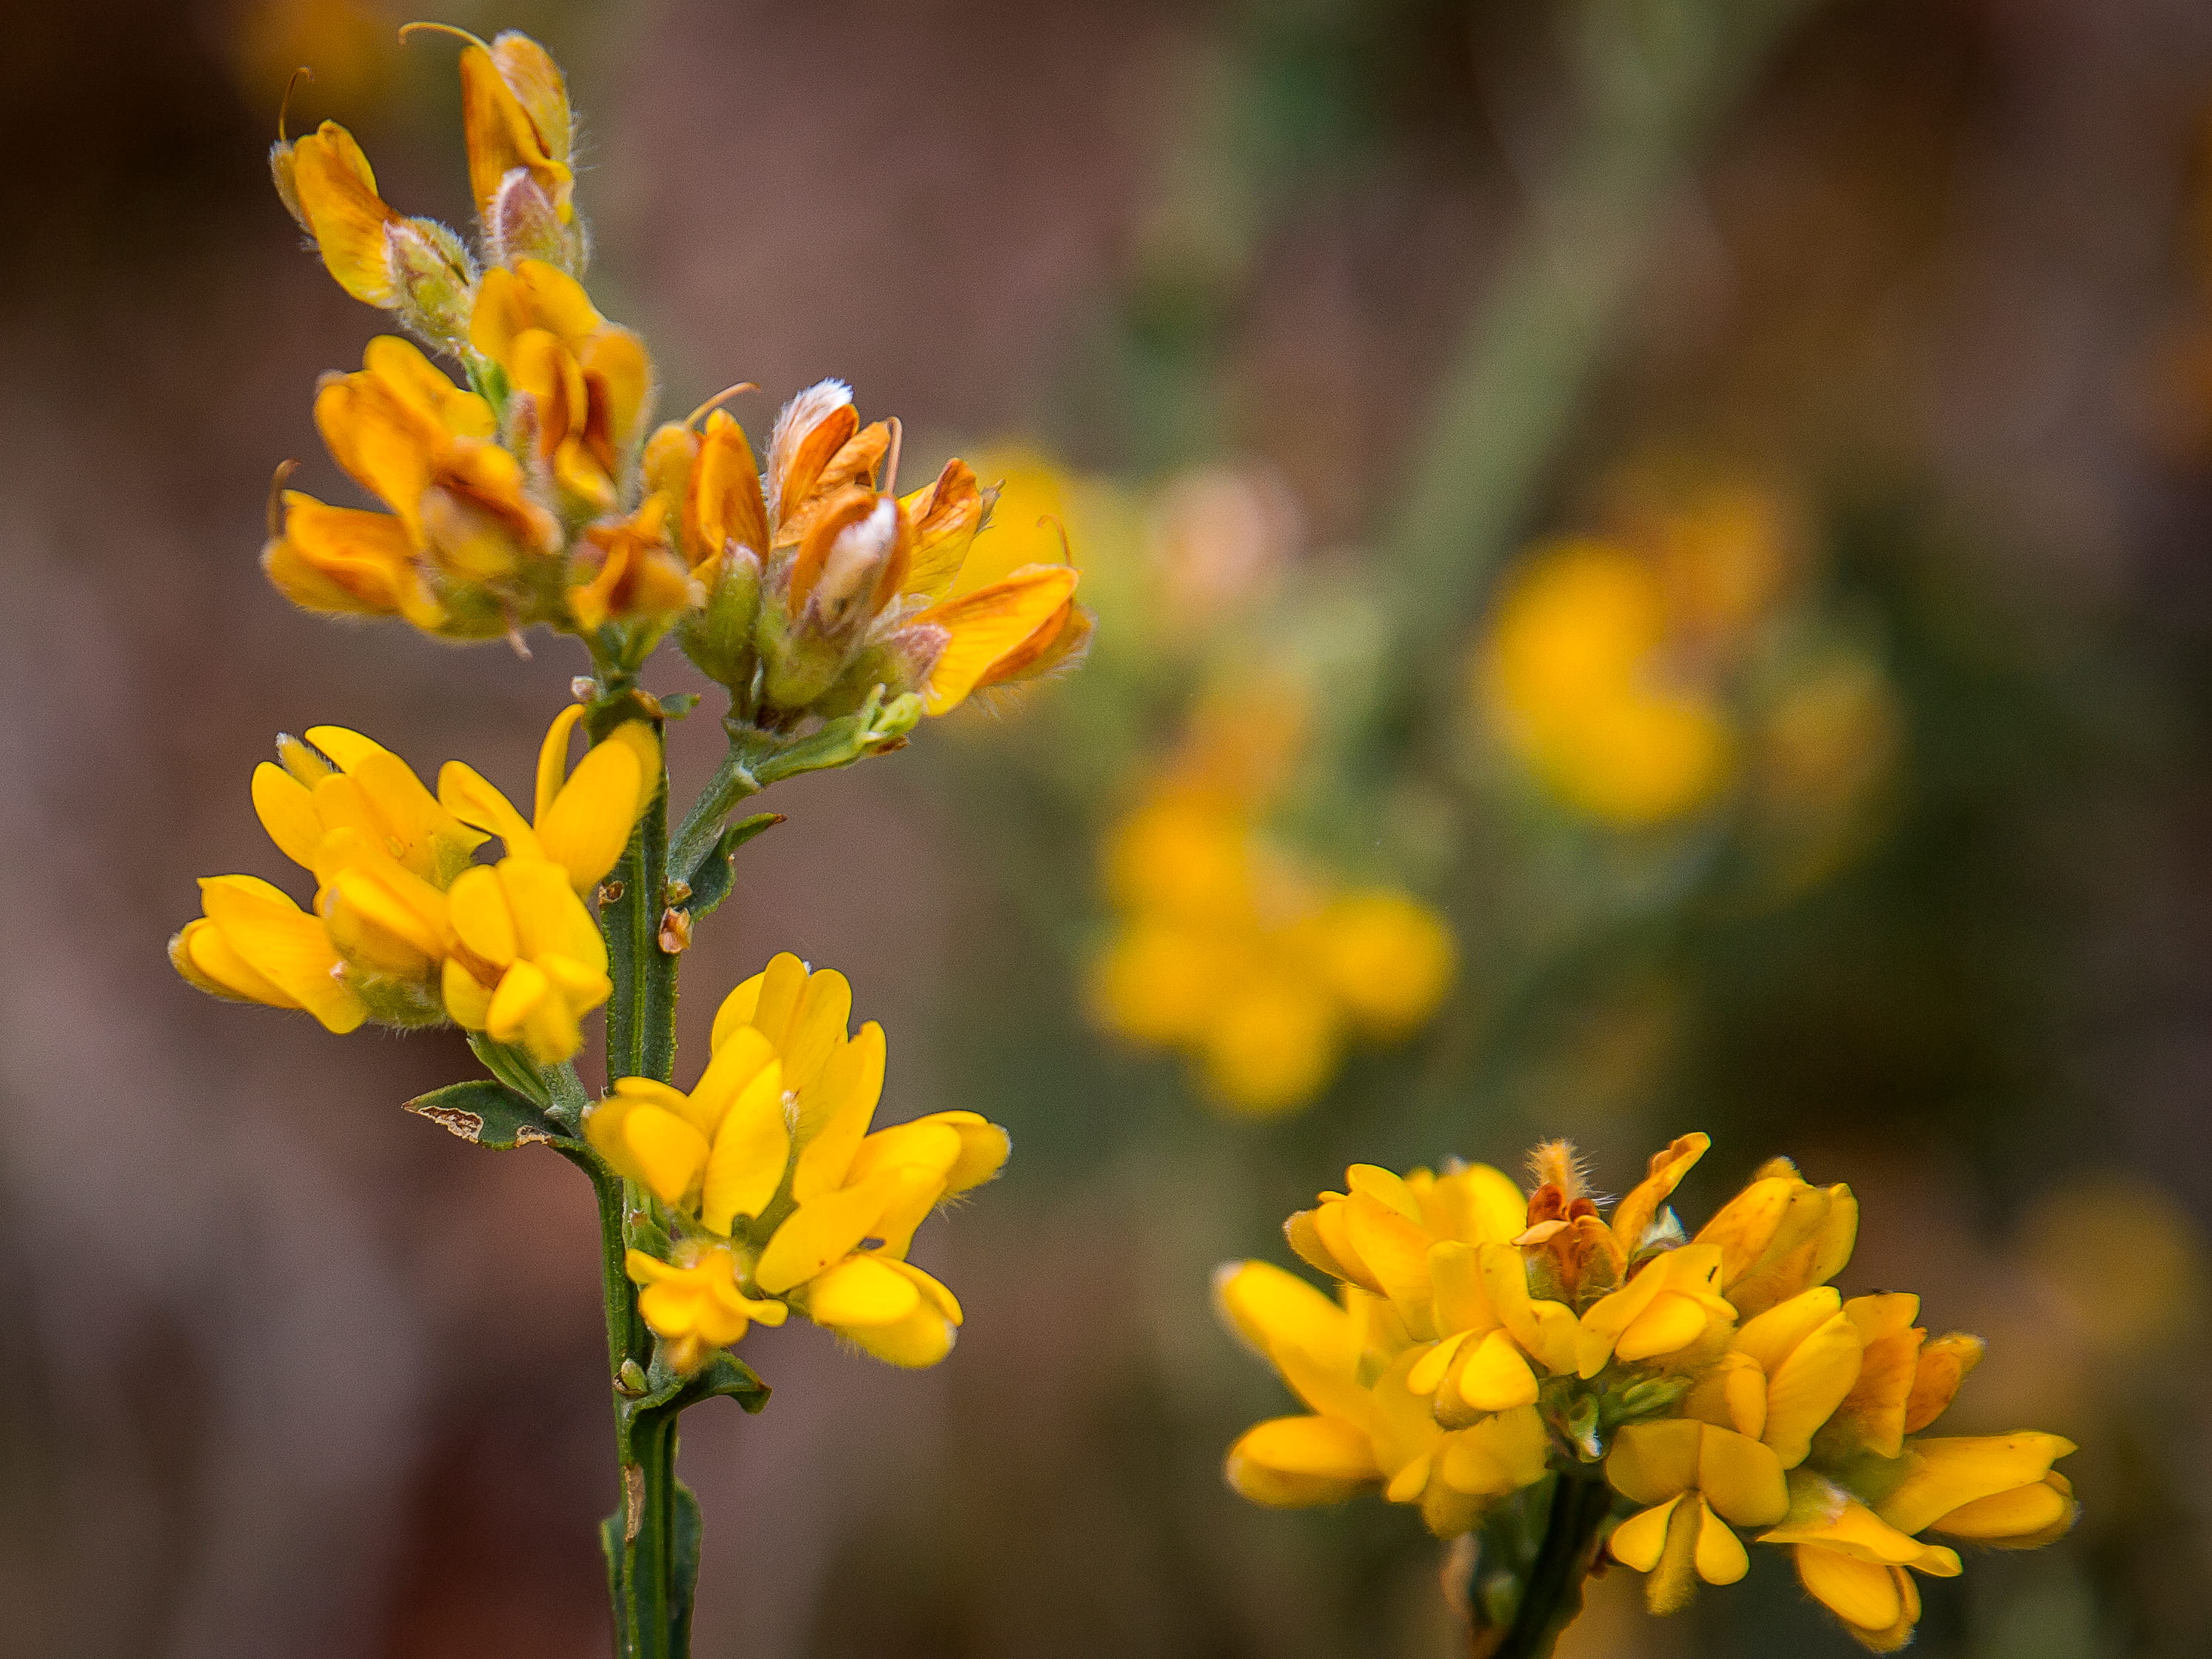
[[1475, 483, 1788, 827], [265, 27, 1087, 720], [587, 954, 1008, 1372], [1088, 697, 1455, 1115], [170, 707, 654, 1064], [1219, 1134, 2076, 1652]]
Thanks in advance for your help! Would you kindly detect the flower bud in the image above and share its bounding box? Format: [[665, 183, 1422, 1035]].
[[486, 167, 583, 275], [386, 218, 479, 349], [760, 492, 906, 711], [679, 546, 765, 691]]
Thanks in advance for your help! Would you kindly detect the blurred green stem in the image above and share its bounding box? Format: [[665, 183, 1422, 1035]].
[[1383, 0, 1826, 703], [1473, 1472, 1615, 1659]]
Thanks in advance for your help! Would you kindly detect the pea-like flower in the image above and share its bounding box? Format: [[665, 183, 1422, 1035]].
[[588, 953, 1009, 1373], [170, 708, 655, 1063], [1219, 1133, 2077, 1652], [262, 30, 1082, 701], [645, 382, 1090, 723], [266, 335, 561, 637]]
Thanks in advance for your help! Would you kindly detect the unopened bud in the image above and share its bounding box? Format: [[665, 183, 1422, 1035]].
[[486, 167, 583, 275], [388, 218, 480, 349], [806, 497, 900, 634], [1611, 1375, 1689, 1422], [677, 544, 763, 691], [757, 606, 862, 712], [816, 622, 945, 718], [760, 494, 906, 713]]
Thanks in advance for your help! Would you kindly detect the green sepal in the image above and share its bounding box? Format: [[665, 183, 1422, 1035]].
[[657, 691, 702, 718], [404, 1079, 578, 1151], [634, 1351, 771, 1417], [677, 813, 784, 910]]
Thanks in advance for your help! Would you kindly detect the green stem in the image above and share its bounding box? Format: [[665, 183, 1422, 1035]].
[[668, 745, 762, 885], [1475, 1474, 1616, 1659], [582, 648, 690, 1658]]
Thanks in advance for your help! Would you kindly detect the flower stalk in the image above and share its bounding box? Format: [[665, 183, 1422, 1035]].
[[178, 22, 1050, 1657], [1469, 1472, 1615, 1659]]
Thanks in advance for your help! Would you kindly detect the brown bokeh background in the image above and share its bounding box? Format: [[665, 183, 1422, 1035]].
[[5, 1, 2212, 1656]]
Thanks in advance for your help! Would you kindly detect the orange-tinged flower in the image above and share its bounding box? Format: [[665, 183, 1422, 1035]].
[[566, 492, 698, 633], [638, 381, 1090, 719], [267, 335, 560, 637], [469, 261, 654, 517], [271, 118, 477, 342]]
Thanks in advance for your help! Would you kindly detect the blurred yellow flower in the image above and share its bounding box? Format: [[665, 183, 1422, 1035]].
[[1220, 1133, 2078, 1652], [1089, 694, 1455, 1115], [1478, 536, 1735, 826], [591, 953, 1010, 1373]]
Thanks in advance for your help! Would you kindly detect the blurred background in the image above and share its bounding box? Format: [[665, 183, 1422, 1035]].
[[4, 0, 2212, 1654]]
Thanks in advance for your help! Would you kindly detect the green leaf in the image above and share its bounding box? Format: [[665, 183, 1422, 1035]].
[[743, 686, 924, 789], [404, 1079, 576, 1151], [678, 812, 783, 914], [656, 691, 702, 718]]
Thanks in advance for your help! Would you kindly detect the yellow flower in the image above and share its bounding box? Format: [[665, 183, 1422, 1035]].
[[265, 335, 560, 637], [172, 722, 480, 1030], [269, 118, 476, 342], [468, 261, 654, 520], [1088, 698, 1457, 1115], [435, 857, 612, 1065], [1760, 1476, 1962, 1652], [172, 709, 654, 1065], [1478, 537, 1733, 826], [642, 381, 1090, 719], [1692, 1155, 1859, 1317], [438, 705, 660, 895], [1214, 1260, 1549, 1538], [590, 954, 1009, 1373], [624, 1246, 786, 1375], [1221, 1133, 2077, 1651], [1606, 1418, 1789, 1608]]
